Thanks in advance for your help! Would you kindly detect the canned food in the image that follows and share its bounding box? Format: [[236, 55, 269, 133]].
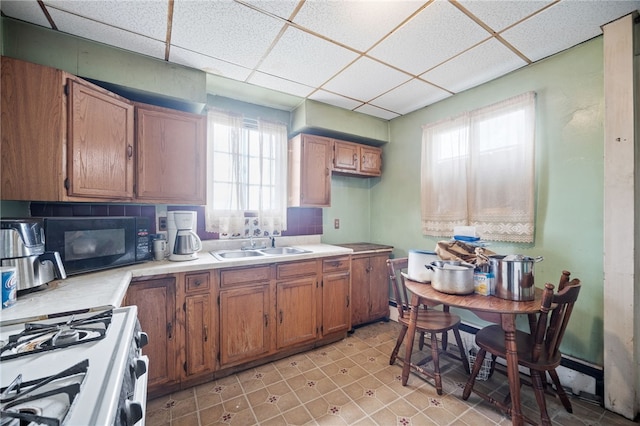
[[1, 266, 17, 309]]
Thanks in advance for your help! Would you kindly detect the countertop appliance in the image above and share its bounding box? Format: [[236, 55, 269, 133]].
[[0, 306, 148, 425], [167, 211, 202, 261], [0, 219, 66, 292], [42, 216, 152, 276]]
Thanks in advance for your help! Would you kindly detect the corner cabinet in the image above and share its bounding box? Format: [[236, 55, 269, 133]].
[[1, 56, 135, 201], [288, 134, 332, 207], [135, 103, 207, 204]]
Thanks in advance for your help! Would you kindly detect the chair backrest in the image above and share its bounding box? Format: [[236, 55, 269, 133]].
[[387, 258, 410, 320], [531, 278, 581, 363]]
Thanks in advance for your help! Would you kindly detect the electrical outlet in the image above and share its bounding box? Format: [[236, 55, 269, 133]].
[[334, 218, 340, 229], [158, 216, 168, 231]]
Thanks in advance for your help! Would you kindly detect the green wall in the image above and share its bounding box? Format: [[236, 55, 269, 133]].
[[375, 38, 605, 365]]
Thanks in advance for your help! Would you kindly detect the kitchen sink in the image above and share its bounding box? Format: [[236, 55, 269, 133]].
[[259, 247, 309, 255], [210, 246, 310, 261]]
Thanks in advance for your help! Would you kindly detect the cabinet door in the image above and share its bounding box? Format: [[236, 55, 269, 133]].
[[184, 293, 215, 377], [350, 257, 370, 327], [124, 277, 177, 390], [67, 80, 134, 199], [333, 141, 359, 171], [289, 134, 331, 207], [322, 272, 351, 335], [219, 284, 271, 366], [135, 104, 206, 204], [360, 146, 382, 176], [368, 254, 390, 321], [276, 277, 317, 349]]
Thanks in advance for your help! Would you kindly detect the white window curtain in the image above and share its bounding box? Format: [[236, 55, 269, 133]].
[[205, 109, 288, 238], [421, 92, 536, 243]]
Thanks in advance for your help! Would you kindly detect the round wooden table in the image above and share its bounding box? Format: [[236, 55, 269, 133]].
[[403, 278, 542, 426]]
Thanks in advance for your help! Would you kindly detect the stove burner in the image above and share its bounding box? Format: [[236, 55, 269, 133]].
[[0, 360, 88, 426], [0, 310, 112, 361]]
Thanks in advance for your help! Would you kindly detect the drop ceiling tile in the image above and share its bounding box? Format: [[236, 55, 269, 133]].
[[502, 1, 640, 62], [422, 38, 527, 93], [457, 0, 554, 32], [47, 8, 165, 59], [258, 26, 360, 88], [171, 1, 285, 69], [293, 0, 424, 51], [308, 90, 364, 111], [44, 0, 167, 39], [323, 57, 411, 102], [248, 72, 315, 98], [370, 79, 451, 115], [243, 0, 300, 20], [354, 104, 400, 121], [1, 1, 52, 28], [170, 46, 252, 81], [368, 0, 490, 75]]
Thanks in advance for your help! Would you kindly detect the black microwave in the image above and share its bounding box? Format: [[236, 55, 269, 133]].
[[43, 216, 152, 275]]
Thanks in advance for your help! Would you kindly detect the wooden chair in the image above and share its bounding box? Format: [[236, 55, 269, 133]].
[[462, 275, 581, 425], [387, 258, 470, 395]]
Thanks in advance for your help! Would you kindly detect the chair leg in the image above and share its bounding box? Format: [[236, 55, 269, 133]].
[[548, 368, 573, 413], [453, 327, 470, 374], [390, 325, 408, 365], [531, 370, 552, 426], [488, 354, 497, 378], [430, 332, 443, 395], [419, 332, 425, 350], [442, 330, 449, 351], [462, 348, 487, 400]]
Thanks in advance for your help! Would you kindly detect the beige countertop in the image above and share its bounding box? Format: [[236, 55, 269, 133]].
[[0, 237, 352, 325]]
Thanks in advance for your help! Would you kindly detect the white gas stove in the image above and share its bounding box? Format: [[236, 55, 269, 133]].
[[0, 306, 148, 426]]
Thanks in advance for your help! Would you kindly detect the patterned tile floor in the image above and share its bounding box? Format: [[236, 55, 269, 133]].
[[146, 321, 637, 426]]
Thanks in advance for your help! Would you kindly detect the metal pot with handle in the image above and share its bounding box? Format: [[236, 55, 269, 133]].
[[426, 260, 475, 295], [489, 255, 543, 301]]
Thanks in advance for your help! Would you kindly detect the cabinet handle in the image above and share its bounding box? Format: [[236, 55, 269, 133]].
[[194, 280, 201, 287], [346, 295, 350, 307], [264, 314, 269, 327], [204, 325, 208, 342], [353, 153, 358, 163], [325, 167, 329, 176], [279, 310, 283, 324], [362, 155, 365, 165], [167, 322, 173, 339], [127, 144, 133, 158]]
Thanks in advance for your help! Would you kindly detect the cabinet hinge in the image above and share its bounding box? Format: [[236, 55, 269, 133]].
[[183, 302, 186, 311], [64, 178, 70, 190], [217, 352, 220, 362], [320, 325, 323, 333], [217, 295, 220, 305], [64, 84, 69, 96], [183, 362, 187, 373]]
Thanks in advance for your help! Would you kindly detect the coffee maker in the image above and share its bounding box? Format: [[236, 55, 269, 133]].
[[0, 219, 67, 291], [167, 211, 202, 261]]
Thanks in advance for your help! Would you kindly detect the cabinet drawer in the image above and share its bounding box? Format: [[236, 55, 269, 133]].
[[220, 265, 271, 288], [185, 272, 210, 293], [276, 260, 317, 280], [322, 256, 350, 273]]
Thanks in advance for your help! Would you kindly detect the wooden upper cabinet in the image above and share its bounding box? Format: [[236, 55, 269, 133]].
[[67, 80, 135, 199], [1, 57, 134, 201], [288, 134, 332, 207], [333, 140, 382, 177], [135, 103, 207, 204]]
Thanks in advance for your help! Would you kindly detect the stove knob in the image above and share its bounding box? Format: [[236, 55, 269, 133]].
[[130, 357, 147, 379], [121, 400, 143, 425], [136, 331, 149, 349]]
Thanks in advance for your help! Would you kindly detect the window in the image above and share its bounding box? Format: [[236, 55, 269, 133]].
[[421, 92, 536, 243], [205, 109, 288, 238]]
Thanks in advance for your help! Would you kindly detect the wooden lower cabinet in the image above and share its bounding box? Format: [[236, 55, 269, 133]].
[[183, 272, 215, 378], [276, 277, 317, 349], [351, 252, 391, 327], [124, 276, 178, 393], [322, 256, 351, 335]]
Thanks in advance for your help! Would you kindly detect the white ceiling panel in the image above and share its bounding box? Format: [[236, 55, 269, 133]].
[[293, 0, 424, 51], [422, 38, 527, 93], [44, 0, 167, 39], [502, 1, 640, 62], [457, 0, 554, 32], [323, 57, 412, 102], [2, 1, 52, 28], [47, 8, 165, 59], [247, 71, 315, 98], [308, 90, 364, 111], [2, 0, 638, 120], [258, 26, 360, 88], [170, 46, 252, 81], [354, 103, 401, 121], [171, 1, 285, 69], [371, 78, 451, 115], [368, 0, 490, 75]]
